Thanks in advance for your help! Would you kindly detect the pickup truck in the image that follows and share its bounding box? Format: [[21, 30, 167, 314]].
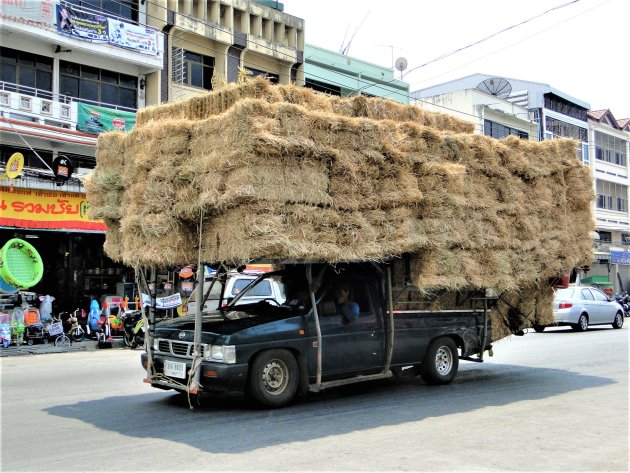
[[141, 262, 493, 407]]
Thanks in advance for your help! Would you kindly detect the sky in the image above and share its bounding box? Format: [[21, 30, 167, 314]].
[[285, 0, 630, 119]]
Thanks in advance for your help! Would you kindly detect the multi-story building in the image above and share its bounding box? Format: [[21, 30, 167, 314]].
[[0, 1, 304, 311], [303, 44, 409, 104], [145, 0, 304, 104], [411, 82, 537, 140], [1, 1, 166, 310], [586, 109, 630, 291], [413, 73, 630, 292]]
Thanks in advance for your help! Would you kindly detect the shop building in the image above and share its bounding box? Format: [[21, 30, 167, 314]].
[[1, 1, 164, 311]]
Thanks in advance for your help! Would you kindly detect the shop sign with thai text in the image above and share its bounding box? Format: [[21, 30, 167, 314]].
[[1, 0, 54, 26], [0, 186, 106, 231], [610, 251, 630, 265]]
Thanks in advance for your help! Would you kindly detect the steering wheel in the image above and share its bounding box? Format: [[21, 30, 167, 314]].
[[258, 298, 280, 306]]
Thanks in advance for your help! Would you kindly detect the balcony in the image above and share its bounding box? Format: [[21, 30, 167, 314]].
[[0, 3, 164, 73]]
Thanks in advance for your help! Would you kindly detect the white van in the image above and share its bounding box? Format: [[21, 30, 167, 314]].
[[186, 271, 285, 316]]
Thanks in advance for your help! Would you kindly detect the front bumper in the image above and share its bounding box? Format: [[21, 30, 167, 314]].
[[141, 353, 249, 393]]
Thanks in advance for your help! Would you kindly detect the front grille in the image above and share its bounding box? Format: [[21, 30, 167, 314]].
[[156, 339, 205, 358]]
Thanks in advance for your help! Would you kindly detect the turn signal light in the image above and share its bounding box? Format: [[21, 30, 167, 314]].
[[559, 302, 573, 309]]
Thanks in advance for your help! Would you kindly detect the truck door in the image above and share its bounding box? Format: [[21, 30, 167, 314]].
[[308, 277, 384, 377]]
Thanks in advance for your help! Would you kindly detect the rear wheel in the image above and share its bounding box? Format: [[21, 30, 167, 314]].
[[54, 334, 70, 347], [612, 312, 624, 329], [70, 327, 84, 342], [421, 337, 459, 385], [533, 325, 545, 333], [572, 313, 589, 332], [247, 349, 298, 408]]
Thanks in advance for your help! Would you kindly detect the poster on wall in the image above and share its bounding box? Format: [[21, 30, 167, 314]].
[[77, 103, 136, 134], [56, 4, 108, 42], [0, 0, 54, 26], [108, 19, 158, 55]]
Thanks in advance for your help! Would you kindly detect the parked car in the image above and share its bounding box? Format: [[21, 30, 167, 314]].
[[186, 270, 284, 316], [535, 285, 625, 332]]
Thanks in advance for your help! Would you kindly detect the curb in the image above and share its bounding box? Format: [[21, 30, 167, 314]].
[[0, 337, 127, 357]]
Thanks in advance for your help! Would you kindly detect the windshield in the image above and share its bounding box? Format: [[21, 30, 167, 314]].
[[226, 269, 310, 315], [188, 278, 223, 302]]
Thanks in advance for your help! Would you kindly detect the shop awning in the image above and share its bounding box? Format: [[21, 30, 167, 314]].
[[581, 275, 612, 286]]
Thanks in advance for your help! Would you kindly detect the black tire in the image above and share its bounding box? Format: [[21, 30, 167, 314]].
[[54, 335, 70, 347], [247, 349, 299, 408], [572, 313, 589, 332], [533, 325, 546, 333], [70, 328, 85, 342], [421, 337, 459, 385], [27, 338, 33, 346], [123, 332, 133, 348], [612, 312, 624, 329]]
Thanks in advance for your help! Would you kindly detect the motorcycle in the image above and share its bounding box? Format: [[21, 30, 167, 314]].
[[615, 292, 630, 317], [122, 310, 145, 348]]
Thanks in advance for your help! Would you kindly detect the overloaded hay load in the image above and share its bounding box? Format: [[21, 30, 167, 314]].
[[86, 77, 595, 340]]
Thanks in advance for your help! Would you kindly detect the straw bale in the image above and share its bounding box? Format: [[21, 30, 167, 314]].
[[136, 76, 474, 134], [88, 78, 596, 339], [102, 219, 124, 263]]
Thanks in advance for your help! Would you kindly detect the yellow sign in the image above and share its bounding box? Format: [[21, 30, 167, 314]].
[[5, 153, 24, 179], [0, 186, 106, 231]]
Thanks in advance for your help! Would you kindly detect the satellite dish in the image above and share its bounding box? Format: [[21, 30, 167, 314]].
[[394, 57, 408, 72], [476, 77, 512, 99]]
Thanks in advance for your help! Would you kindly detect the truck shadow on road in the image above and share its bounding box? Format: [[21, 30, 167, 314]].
[[44, 362, 617, 454]]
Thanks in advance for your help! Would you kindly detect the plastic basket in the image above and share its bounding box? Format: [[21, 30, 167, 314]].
[[24, 308, 41, 325], [0, 239, 44, 288], [48, 321, 63, 336]]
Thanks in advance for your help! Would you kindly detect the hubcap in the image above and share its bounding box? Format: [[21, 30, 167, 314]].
[[435, 346, 453, 375], [580, 316, 588, 330], [262, 360, 288, 395], [615, 314, 622, 326]]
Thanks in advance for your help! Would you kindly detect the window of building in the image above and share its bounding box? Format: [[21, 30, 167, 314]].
[[596, 180, 627, 212], [622, 233, 630, 245], [64, 0, 138, 22], [598, 231, 612, 243], [0, 47, 52, 99], [594, 131, 627, 167], [59, 60, 137, 109], [484, 119, 528, 140], [544, 93, 588, 121], [305, 79, 341, 96], [545, 117, 588, 142], [183, 51, 214, 90], [245, 67, 279, 84]]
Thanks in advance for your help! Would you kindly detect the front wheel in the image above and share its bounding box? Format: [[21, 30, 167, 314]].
[[123, 331, 134, 348], [572, 314, 589, 332], [612, 312, 624, 329], [247, 349, 299, 408], [421, 337, 459, 385], [70, 328, 85, 342], [54, 335, 70, 347]]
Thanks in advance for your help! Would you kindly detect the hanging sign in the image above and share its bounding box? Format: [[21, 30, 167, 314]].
[[52, 155, 74, 185], [77, 103, 136, 134], [107, 18, 158, 55], [1, 0, 54, 26], [611, 251, 630, 265], [5, 153, 24, 179], [56, 4, 108, 43], [142, 292, 183, 309]]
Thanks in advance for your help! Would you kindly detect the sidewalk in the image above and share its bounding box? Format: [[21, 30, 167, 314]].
[[0, 336, 126, 357]]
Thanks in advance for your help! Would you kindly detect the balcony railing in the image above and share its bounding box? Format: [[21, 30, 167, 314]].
[[1, 81, 136, 131]]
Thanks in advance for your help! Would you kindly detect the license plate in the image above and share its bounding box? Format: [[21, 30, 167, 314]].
[[163, 360, 187, 379]]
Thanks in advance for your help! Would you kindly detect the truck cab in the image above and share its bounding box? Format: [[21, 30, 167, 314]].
[[142, 262, 493, 407]]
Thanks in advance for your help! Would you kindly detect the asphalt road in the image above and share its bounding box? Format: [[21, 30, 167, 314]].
[[1, 325, 628, 472]]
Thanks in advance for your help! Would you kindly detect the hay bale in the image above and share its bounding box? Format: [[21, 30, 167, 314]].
[[87, 78, 596, 339]]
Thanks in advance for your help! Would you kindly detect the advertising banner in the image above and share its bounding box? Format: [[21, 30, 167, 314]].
[[108, 19, 158, 55], [611, 251, 630, 265], [0, 0, 54, 26], [142, 293, 183, 309], [56, 4, 108, 42], [77, 103, 136, 134], [0, 186, 106, 232]]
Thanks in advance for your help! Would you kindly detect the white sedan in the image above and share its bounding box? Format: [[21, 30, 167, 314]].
[[534, 285, 624, 332]]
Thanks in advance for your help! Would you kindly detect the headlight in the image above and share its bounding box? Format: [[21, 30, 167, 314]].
[[153, 338, 159, 351], [205, 345, 236, 364]]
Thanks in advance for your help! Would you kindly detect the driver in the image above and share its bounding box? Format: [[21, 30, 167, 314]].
[[333, 280, 360, 322]]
